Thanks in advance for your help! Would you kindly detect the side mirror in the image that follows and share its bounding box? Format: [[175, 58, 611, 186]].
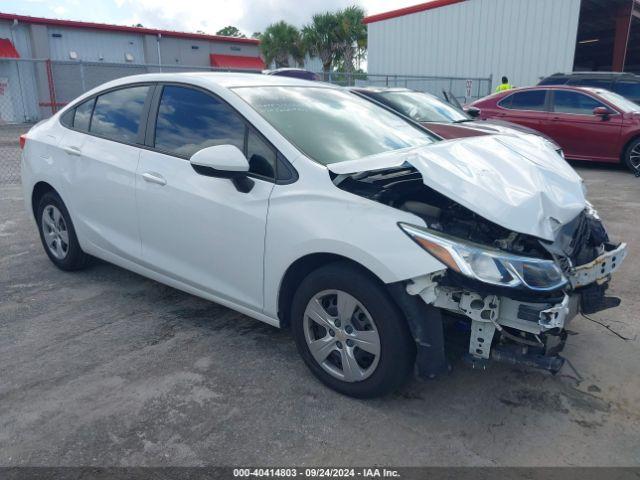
[[190, 145, 254, 193], [593, 106, 611, 119], [466, 106, 481, 118]]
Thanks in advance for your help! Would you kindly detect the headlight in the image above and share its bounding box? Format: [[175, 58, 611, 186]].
[[400, 223, 568, 291]]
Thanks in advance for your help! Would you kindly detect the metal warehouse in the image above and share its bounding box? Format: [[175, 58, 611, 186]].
[[365, 0, 640, 90], [0, 13, 263, 123]]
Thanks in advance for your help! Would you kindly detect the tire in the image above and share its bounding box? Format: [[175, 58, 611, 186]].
[[623, 137, 640, 173], [291, 262, 416, 398], [36, 191, 90, 271]]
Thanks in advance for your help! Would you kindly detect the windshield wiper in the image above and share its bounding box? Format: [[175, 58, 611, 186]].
[[453, 119, 474, 124]]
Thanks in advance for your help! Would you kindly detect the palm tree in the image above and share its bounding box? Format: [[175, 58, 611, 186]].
[[302, 12, 340, 74], [336, 6, 367, 75], [260, 21, 303, 68]]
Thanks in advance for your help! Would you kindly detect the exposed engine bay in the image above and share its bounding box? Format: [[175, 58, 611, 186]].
[[333, 164, 627, 375]]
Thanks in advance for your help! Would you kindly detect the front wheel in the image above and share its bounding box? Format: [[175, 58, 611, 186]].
[[623, 137, 640, 174], [291, 262, 416, 398]]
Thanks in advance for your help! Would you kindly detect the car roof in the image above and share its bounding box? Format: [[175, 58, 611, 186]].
[[267, 68, 312, 73], [496, 85, 609, 95], [94, 71, 337, 90], [545, 71, 639, 79]]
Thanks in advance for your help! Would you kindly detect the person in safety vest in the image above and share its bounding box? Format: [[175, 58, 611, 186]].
[[496, 76, 513, 92]]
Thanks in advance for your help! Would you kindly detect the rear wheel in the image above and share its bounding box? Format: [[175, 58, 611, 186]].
[[291, 262, 415, 398], [623, 137, 640, 174], [36, 191, 90, 271]]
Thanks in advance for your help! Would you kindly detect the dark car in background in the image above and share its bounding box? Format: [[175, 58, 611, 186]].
[[350, 87, 563, 154], [538, 72, 640, 105], [263, 68, 319, 81], [470, 85, 640, 172]]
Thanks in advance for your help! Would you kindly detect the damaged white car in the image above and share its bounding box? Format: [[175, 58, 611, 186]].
[[21, 73, 627, 398]]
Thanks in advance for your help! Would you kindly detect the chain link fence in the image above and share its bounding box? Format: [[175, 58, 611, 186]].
[[322, 72, 492, 104], [0, 57, 492, 184]]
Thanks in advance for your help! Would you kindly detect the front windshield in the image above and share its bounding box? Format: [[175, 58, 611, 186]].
[[233, 86, 435, 165], [597, 90, 640, 112], [378, 90, 469, 123]]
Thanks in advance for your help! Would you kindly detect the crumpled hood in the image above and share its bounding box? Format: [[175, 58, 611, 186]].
[[328, 134, 586, 241]]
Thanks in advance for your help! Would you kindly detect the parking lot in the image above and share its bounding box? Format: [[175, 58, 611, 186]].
[[1, 147, 639, 465]]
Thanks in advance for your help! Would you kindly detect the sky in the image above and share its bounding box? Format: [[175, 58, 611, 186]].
[[2, 0, 424, 36]]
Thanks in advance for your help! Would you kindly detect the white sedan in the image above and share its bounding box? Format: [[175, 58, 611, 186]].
[[20, 73, 626, 397]]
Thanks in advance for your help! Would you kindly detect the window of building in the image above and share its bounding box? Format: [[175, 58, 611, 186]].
[[90, 86, 149, 143], [553, 91, 605, 115]]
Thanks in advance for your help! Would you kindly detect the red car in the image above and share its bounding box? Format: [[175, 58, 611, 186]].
[[470, 85, 640, 171], [350, 87, 562, 154]]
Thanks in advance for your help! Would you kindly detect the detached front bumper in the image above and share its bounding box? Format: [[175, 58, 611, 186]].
[[406, 242, 627, 373]]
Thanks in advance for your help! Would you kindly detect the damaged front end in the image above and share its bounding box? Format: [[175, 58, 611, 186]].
[[330, 136, 627, 376]]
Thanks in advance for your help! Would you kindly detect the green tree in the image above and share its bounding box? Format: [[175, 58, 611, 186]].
[[260, 21, 302, 68], [216, 26, 246, 38], [335, 6, 367, 74], [251, 32, 262, 39], [302, 12, 340, 73]]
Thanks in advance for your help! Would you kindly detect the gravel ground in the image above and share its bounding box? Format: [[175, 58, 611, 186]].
[[0, 164, 638, 467]]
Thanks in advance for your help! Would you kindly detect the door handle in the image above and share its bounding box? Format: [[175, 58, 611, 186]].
[[141, 172, 167, 186], [62, 145, 82, 156]]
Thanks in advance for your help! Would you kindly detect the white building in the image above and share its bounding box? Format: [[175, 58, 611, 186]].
[[364, 0, 640, 90]]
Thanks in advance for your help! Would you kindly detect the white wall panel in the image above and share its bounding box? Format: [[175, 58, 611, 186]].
[[367, 0, 581, 89], [48, 27, 145, 63]]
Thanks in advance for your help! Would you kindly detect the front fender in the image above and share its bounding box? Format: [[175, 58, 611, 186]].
[[262, 180, 445, 319]]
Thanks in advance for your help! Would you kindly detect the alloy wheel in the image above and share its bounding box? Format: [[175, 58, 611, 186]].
[[303, 289, 381, 382], [41, 205, 69, 259], [630, 143, 640, 170]]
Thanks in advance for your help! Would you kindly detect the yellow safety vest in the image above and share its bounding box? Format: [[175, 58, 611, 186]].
[[496, 83, 513, 92]]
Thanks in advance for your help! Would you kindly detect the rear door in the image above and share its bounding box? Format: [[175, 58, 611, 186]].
[[135, 84, 277, 311], [548, 90, 623, 161], [60, 84, 152, 260], [493, 89, 550, 132]]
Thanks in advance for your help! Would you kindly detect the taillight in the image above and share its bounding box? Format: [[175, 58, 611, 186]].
[[19, 134, 27, 150]]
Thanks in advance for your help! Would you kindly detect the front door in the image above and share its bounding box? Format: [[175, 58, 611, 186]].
[[135, 84, 277, 311], [547, 90, 623, 161]]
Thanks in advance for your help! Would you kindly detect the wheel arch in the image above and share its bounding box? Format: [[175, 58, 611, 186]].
[[31, 181, 59, 218], [621, 133, 640, 163], [277, 253, 389, 328]]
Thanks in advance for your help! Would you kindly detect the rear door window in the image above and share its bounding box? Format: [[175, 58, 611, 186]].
[[500, 90, 547, 111], [90, 86, 150, 143], [73, 98, 95, 131], [553, 91, 606, 115]]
